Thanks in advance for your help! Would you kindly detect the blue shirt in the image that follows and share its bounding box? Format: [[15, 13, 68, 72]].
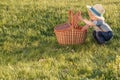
[[93, 20, 112, 31]]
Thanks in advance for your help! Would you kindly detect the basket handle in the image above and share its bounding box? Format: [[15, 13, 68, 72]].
[[68, 10, 75, 29], [74, 11, 81, 28], [68, 10, 82, 29]]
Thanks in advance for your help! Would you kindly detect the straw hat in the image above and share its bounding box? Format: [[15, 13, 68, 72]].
[[86, 4, 105, 20]]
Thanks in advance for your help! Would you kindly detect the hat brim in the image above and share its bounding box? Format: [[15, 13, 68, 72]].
[[86, 5, 104, 20]]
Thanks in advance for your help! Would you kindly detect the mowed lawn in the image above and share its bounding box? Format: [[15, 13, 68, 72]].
[[0, 0, 120, 80]]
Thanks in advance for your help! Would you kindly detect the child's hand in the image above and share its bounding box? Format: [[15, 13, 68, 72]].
[[81, 24, 89, 31], [83, 19, 94, 26]]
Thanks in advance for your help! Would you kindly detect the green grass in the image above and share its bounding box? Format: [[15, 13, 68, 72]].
[[0, 0, 120, 80]]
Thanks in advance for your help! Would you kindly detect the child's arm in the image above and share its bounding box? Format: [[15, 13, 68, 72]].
[[78, 16, 94, 26], [82, 19, 94, 26], [82, 19, 104, 31], [78, 16, 93, 31]]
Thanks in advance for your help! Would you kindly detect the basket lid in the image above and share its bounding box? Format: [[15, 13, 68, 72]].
[[54, 23, 70, 31]]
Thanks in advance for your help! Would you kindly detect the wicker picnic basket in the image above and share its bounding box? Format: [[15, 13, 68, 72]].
[[54, 11, 87, 45]]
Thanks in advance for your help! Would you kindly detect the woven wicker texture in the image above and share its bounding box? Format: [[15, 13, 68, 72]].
[[54, 10, 87, 45]]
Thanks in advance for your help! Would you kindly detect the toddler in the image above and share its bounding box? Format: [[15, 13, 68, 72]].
[[80, 4, 113, 44]]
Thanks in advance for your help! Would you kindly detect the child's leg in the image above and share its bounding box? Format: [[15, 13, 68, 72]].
[[93, 31, 106, 44], [101, 31, 113, 41], [93, 31, 99, 43]]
